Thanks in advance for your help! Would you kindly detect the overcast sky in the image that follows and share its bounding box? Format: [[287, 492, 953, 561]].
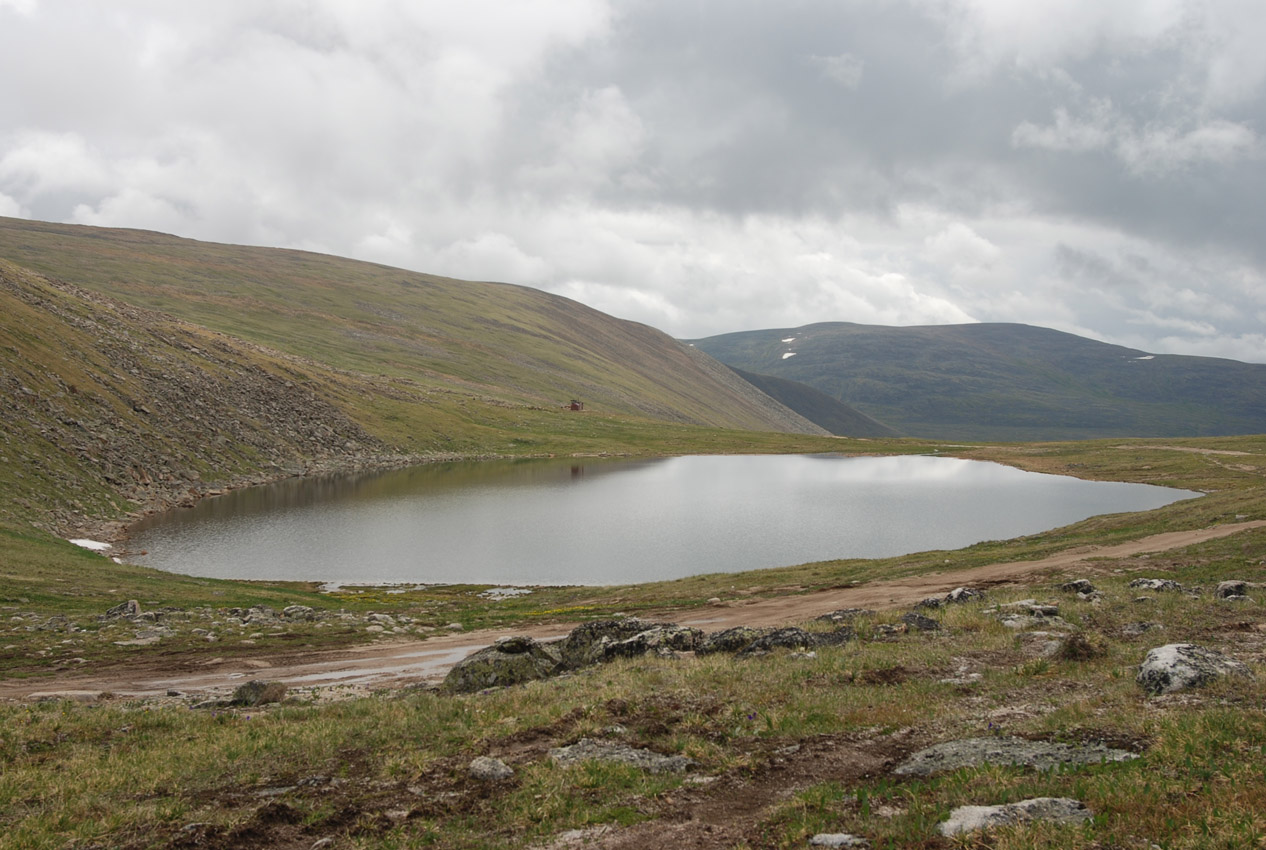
[[1, 1, 1264, 362]]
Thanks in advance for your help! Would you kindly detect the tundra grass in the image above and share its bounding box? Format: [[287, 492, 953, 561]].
[[1, 573, 1264, 848]]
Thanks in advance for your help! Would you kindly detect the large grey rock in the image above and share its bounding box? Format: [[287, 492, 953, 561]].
[[231, 680, 288, 706], [742, 626, 851, 655], [697, 626, 775, 655], [900, 612, 941, 632], [468, 756, 514, 781], [894, 736, 1136, 776], [1137, 644, 1253, 695], [809, 834, 870, 848], [104, 599, 141, 620], [1129, 578, 1182, 592], [939, 797, 1092, 837], [697, 625, 851, 655], [548, 738, 695, 774], [442, 637, 562, 693], [599, 625, 703, 661], [1059, 579, 1096, 595], [946, 586, 986, 604], [1215, 580, 1248, 599], [557, 619, 666, 670]]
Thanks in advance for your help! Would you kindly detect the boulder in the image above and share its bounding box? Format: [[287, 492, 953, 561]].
[[548, 738, 695, 774], [443, 637, 562, 693], [231, 680, 288, 706], [915, 596, 944, 610], [809, 834, 870, 848], [281, 605, 316, 620], [697, 626, 775, 655], [468, 756, 514, 781], [557, 619, 665, 670], [815, 608, 873, 624], [939, 797, 1092, 837], [697, 625, 851, 655], [946, 586, 985, 604], [1128, 578, 1182, 592], [1137, 644, 1253, 695], [1059, 579, 1096, 595], [1215, 580, 1248, 599], [900, 612, 941, 632], [742, 626, 851, 655], [599, 625, 703, 661], [104, 599, 141, 620], [894, 736, 1136, 777]]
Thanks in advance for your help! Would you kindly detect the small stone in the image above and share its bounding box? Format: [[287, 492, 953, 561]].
[[445, 622, 464, 631], [468, 756, 514, 781], [311, 839, 336, 850], [939, 797, 1092, 837]]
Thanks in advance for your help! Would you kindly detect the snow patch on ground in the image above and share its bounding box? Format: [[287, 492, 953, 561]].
[[69, 539, 112, 551], [781, 337, 797, 343], [1133, 355, 1154, 360], [782, 352, 797, 359]]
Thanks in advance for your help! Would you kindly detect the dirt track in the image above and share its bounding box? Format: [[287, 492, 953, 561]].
[[7, 520, 1263, 703]]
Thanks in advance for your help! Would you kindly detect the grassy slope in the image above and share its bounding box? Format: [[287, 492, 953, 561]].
[[691, 321, 1266, 441], [728, 366, 901, 438], [0, 437, 1262, 849], [0, 217, 817, 435]]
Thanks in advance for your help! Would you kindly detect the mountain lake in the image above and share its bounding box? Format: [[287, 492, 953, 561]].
[[126, 454, 1199, 586]]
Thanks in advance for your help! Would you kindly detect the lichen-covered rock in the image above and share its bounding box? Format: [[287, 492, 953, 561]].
[[230, 680, 288, 706], [894, 736, 1136, 776], [939, 797, 1092, 837], [1059, 579, 1096, 595], [1128, 578, 1182, 592], [468, 756, 514, 781], [946, 586, 985, 604], [915, 596, 944, 610], [697, 625, 851, 656], [816, 608, 873, 624], [1137, 643, 1253, 695], [599, 625, 704, 661], [104, 600, 141, 620], [281, 605, 316, 620], [548, 738, 695, 773], [696, 626, 776, 655], [742, 626, 851, 655], [1215, 580, 1248, 599], [809, 833, 871, 848], [442, 637, 562, 693], [900, 612, 941, 632], [557, 619, 665, 670]]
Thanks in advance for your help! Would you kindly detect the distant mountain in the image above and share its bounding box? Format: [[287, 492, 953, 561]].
[[690, 322, 1266, 441], [726, 366, 900, 438], [0, 217, 821, 437]]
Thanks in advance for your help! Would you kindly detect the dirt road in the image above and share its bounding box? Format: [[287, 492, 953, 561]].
[[6, 520, 1263, 703]]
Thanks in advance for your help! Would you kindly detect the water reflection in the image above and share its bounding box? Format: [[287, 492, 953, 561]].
[[129, 454, 1197, 586]]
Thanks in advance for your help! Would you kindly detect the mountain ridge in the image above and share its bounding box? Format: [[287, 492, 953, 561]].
[[691, 320, 1266, 441]]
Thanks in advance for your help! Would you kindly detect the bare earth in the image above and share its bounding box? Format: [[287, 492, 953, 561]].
[[7, 520, 1264, 703]]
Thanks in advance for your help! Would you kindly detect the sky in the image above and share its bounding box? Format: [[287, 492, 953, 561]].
[[1, 1, 1264, 362]]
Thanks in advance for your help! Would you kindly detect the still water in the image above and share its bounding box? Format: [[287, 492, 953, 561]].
[[128, 454, 1197, 586]]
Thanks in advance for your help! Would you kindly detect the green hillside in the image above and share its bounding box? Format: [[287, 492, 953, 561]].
[[691, 322, 1266, 441], [0, 217, 820, 436], [727, 366, 900, 437]]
